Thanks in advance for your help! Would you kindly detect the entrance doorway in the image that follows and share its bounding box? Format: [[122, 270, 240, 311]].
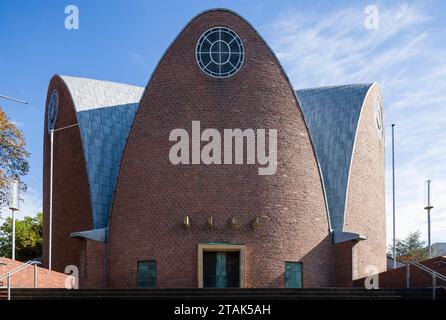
[[198, 244, 245, 288], [203, 251, 239, 287]]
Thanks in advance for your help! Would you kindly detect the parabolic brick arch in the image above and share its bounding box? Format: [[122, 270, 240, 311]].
[[42, 9, 386, 289]]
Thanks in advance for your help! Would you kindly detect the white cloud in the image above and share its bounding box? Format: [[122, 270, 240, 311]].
[[264, 3, 446, 246], [11, 120, 25, 128]]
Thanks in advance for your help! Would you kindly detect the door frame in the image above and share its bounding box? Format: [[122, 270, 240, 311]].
[[198, 244, 246, 288]]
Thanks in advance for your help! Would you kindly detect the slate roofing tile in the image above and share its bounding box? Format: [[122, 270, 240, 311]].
[[61, 75, 144, 229], [296, 83, 373, 232]]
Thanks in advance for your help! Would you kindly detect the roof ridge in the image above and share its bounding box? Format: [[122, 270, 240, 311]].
[[59, 74, 145, 90], [296, 83, 373, 92]]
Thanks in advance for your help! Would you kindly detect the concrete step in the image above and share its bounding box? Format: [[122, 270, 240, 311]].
[[1, 287, 444, 300]]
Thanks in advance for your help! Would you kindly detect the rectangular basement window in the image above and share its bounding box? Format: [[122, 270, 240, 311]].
[[137, 260, 156, 288], [284, 261, 303, 288]]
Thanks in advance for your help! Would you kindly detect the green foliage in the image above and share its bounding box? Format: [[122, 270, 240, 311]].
[[0, 106, 30, 207], [387, 230, 428, 263], [0, 212, 42, 261]]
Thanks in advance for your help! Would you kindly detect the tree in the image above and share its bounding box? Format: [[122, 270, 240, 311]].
[[387, 231, 428, 263], [0, 106, 30, 208], [0, 213, 42, 261]]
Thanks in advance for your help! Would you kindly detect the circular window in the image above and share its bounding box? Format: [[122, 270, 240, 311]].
[[196, 27, 244, 78], [374, 97, 383, 136], [47, 90, 59, 133]]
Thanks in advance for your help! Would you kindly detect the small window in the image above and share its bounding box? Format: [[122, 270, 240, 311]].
[[285, 262, 302, 288], [137, 261, 156, 288]]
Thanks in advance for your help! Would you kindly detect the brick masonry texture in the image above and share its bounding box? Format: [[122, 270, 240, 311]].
[[42, 76, 94, 273], [335, 241, 355, 287], [40, 9, 388, 289], [344, 83, 387, 280], [0, 257, 66, 288], [353, 256, 446, 288], [107, 10, 335, 288], [78, 239, 106, 288]]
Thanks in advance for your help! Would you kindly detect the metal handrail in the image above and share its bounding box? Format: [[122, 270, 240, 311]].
[[0, 260, 41, 300], [0, 261, 37, 280], [406, 260, 446, 300], [411, 260, 446, 281]]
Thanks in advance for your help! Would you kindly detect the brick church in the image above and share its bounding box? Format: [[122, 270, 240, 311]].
[[41, 9, 386, 288]]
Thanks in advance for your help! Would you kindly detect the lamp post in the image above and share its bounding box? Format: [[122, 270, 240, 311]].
[[8, 178, 20, 260], [48, 123, 79, 270], [391, 124, 396, 269], [424, 180, 433, 258]]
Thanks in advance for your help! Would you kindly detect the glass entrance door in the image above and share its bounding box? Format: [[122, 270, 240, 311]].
[[215, 252, 226, 288], [203, 251, 240, 288]]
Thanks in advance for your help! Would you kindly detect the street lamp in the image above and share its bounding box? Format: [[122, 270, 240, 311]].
[[391, 124, 396, 268], [0, 94, 28, 105], [8, 178, 20, 260], [48, 123, 79, 270], [424, 180, 434, 258]]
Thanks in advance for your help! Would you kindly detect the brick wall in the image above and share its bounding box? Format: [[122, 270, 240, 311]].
[[335, 241, 356, 287], [353, 256, 446, 288], [107, 9, 335, 288], [42, 76, 94, 273], [78, 239, 106, 288], [344, 84, 387, 280], [0, 257, 66, 288], [40, 10, 389, 289]]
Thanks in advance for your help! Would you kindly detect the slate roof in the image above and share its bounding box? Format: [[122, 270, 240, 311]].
[[296, 84, 373, 232], [58, 74, 375, 236], [61, 75, 144, 229]]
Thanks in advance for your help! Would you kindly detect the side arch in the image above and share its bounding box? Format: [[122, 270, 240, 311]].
[[344, 83, 386, 279], [42, 75, 94, 272]]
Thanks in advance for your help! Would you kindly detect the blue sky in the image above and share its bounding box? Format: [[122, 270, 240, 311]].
[[0, 0, 445, 245]]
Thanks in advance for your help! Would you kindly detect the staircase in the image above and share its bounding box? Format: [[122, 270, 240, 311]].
[[0, 287, 445, 300]]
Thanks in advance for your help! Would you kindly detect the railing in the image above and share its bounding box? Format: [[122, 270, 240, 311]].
[[406, 260, 446, 300], [0, 260, 41, 300]]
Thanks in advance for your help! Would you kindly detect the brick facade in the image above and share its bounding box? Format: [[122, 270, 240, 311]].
[[0, 257, 66, 288], [42, 76, 94, 273], [107, 9, 334, 288], [78, 239, 106, 288], [344, 83, 387, 280], [353, 256, 446, 288], [335, 241, 356, 287], [40, 9, 389, 289]]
